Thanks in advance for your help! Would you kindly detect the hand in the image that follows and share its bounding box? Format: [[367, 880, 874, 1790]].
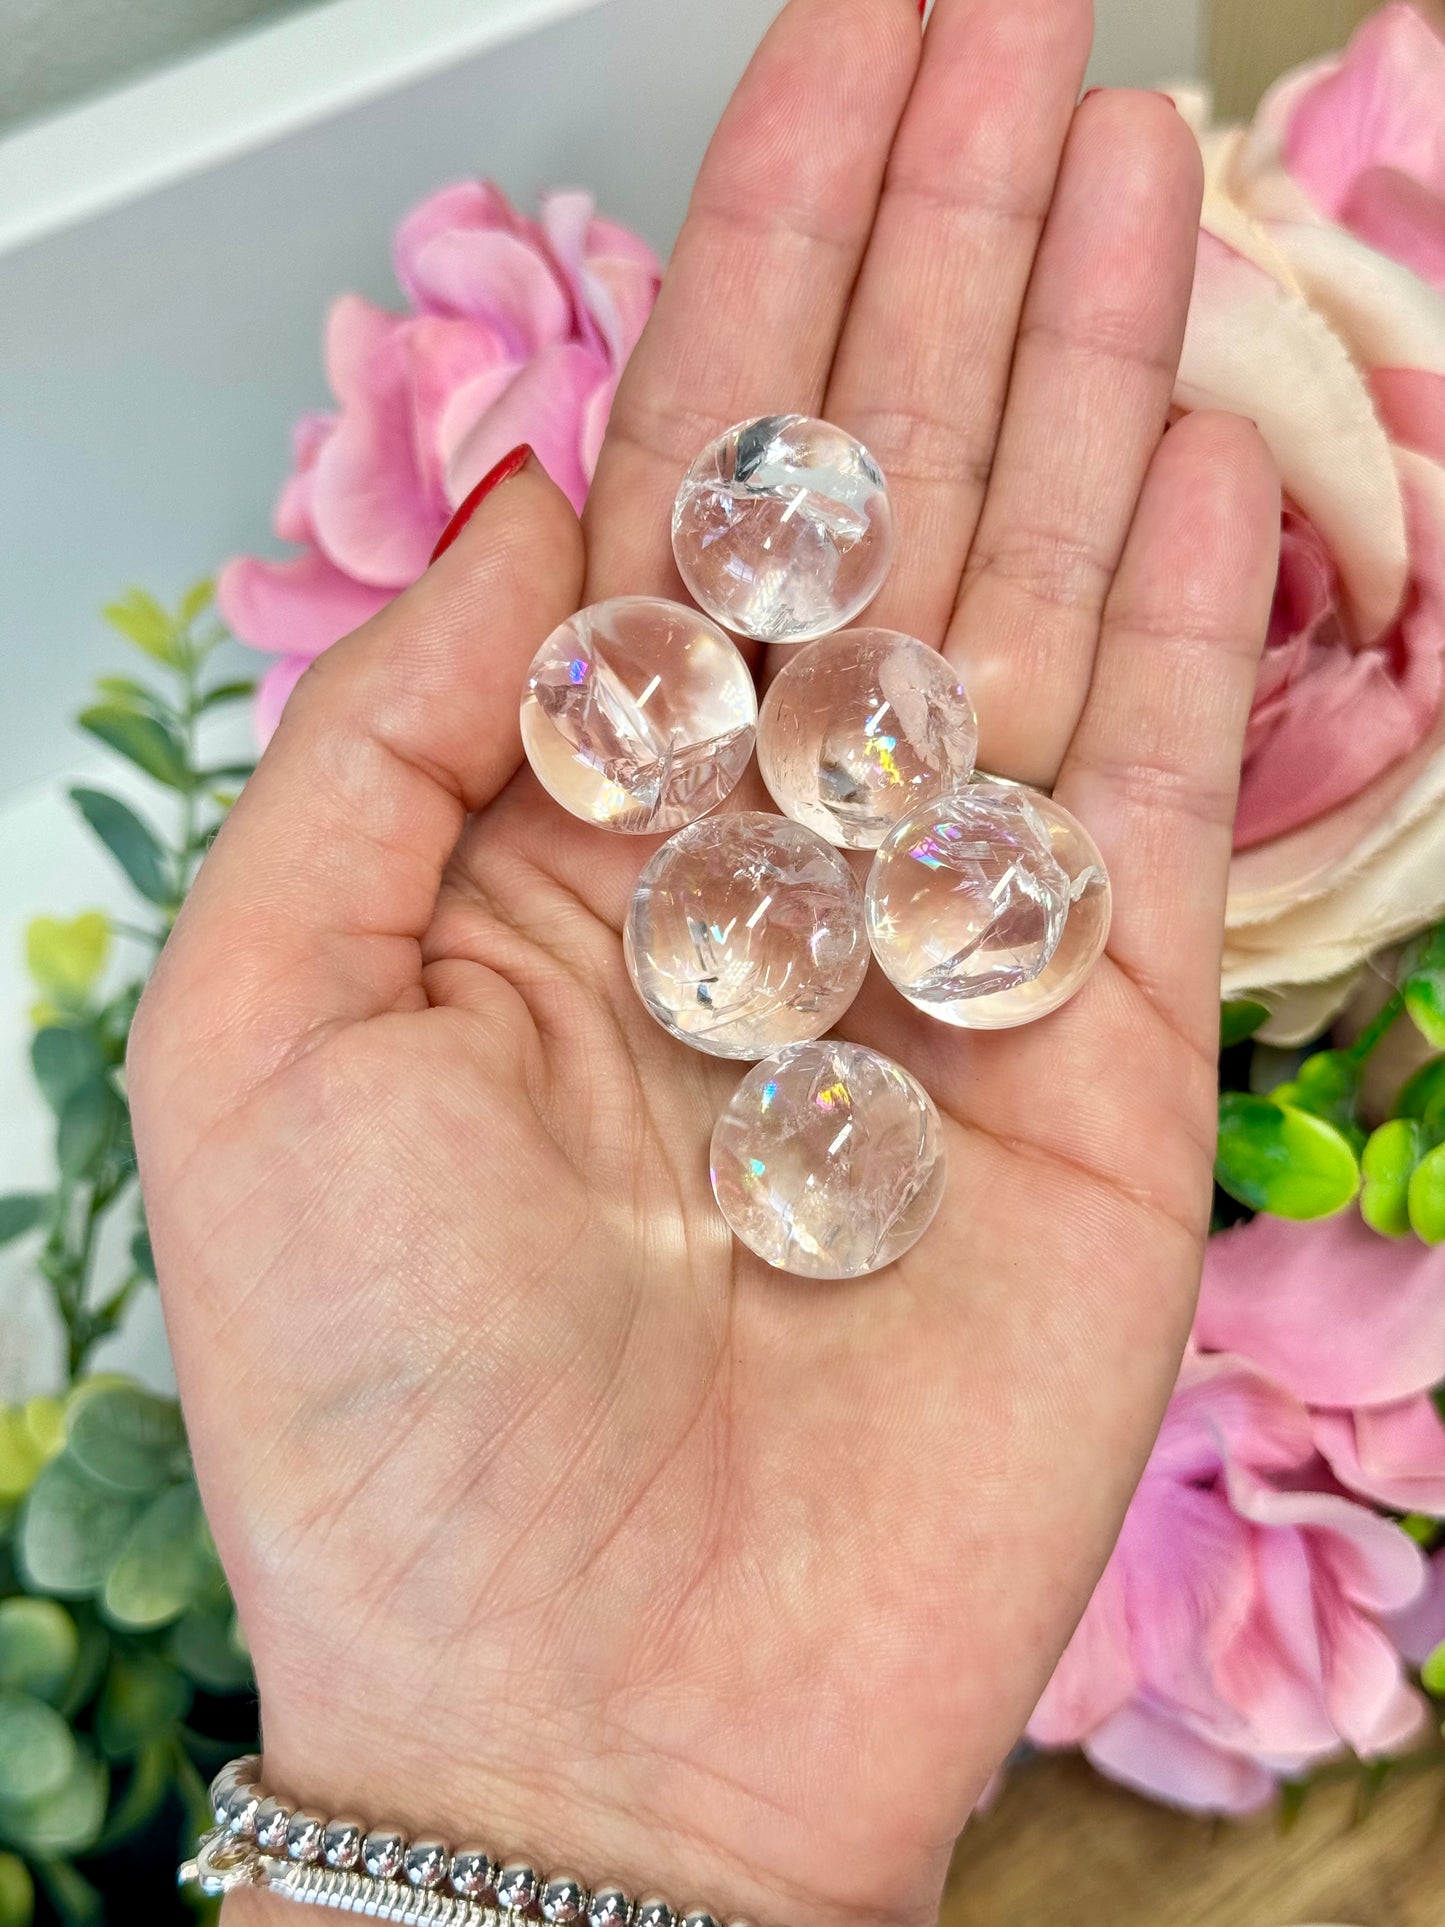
[[129, 3, 1279, 1922]]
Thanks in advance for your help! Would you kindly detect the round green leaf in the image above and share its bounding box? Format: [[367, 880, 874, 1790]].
[[1360, 1118, 1423, 1239], [65, 1386, 185, 1496], [24, 915, 109, 1007], [168, 1607, 253, 1693], [55, 1077, 123, 1181], [1215, 1094, 1361, 1219], [54, 1615, 108, 1724], [1403, 924, 1445, 1049], [0, 1852, 33, 1927], [0, 1602, 78, 1704], [21, 1399, 64, 1464], [28, 1028, 105, 1117], [101, 1483, 206, 1630], [1220, 999, 1269, 1049], [95, 1652, 191, 1758], [0, 1749, 107, 1858], [0, 1197, 47, 1248], [1422, 1638, 1445, 1697], [0, 1693, 75, 1804], [1396, 1055, 1445, 1129], [1408, 1142, 1445, 1246], [18, 1460, 144, 1597], [0, 1414, 45, 1508]]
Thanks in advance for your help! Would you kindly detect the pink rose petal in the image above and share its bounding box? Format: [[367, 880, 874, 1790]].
[[254, 652, 312, 744], [217, 550, 393, 660], [1344, 166, 1445, 296], [1195, 1214, 1445, 1408], [1083, 1700, 1279, 1815], [310, 297, 441, 585], [1314, 1396, 1445, 1515], [444, 340, 606, 514], [1284, 5, 1445, 218], [1387, 1549, 1445, 1666]]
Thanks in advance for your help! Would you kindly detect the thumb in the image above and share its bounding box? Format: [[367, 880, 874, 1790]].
[[138, 450, 585, 1087]]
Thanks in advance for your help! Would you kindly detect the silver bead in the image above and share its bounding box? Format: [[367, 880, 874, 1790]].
[[450, 1848, 496, 1899], [496, 1862, 539, 1913], [222, 1782, 261, 1838], [363, 1829, 409, 1881], [286, 1811, 325, 1863], [633, 1897, 675, 1927], [541, 1873, 589, 1923], [208, 1759, 245, 1820], [252, 1796, 291, 1855], [323, 1817, 364, 1870], [587, 1888, 631, 1927], [680, 1911, 719, 1927], [405, 1841, 451, 1890]]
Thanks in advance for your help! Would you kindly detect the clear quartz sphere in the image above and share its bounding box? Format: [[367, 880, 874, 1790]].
[[709, 1041, 947, 1278], [758, 628, 977, 848], [625, 812, 868, 1059], [671, 415, 895, 643], [865, 781, 1112, 1028], [520, 597, 757, 834]]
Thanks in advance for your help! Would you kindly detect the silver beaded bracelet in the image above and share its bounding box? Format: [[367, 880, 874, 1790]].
[[181, 1756, 753, 1927]]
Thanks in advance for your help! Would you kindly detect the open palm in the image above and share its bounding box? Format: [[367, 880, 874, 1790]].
[[129, 3, 1281, 1923]]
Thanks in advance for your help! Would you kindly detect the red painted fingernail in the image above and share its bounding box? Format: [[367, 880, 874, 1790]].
[[918, 0, 926, 19], [430, 444, 533, 563]]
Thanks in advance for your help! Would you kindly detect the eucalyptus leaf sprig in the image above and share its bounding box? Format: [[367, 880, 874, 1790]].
[[0, 584, 258, 1925], [0, 583, 254, 1379]]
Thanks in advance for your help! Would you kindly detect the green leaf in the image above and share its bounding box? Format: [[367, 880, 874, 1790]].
[[0, 1602, 78, 1704], [1269, 1049, 1364, 1150], [0, 1197, 47, 1247], [95, 1652, 191, 1757], [18, 1460, 145, 1597], [194, 762, 255, 786], [1423, 1638, 1445, 1697], [179, 579, 215, 625], [0, 1750, 106, 1858], [54, 1616, 107, 1724], [1215, 1093, 1361, 1220], [1408, 1141, 1445, 1245], [66, 1388, 184, 1497], [32, 1859, 99, 1927], [101, 590, 180, 665], [168, 1608, 253, 1693], [24, 915, 108, 1009], [0, 1693, 75, 1804], [55, 1077, 123, 1181], [93, 1735, 173, 1854], [92, 673, 159, 712], [77, 706, 190, 791], [0, 1415, 46, 1509], [0, 1852, 33, 1927], [1396, 1056, 1445, 1140], [29, 1028, 105, 1115], [198, 677, 256, 712], [130, 1221, 156, 1281], [1403, 923, 1445, 1049], [67, 789, 173, 908], [102, 1483, 207, 1630], [1401, 1512, 1438, 1546], [1220, 999, 1269, 1049], [1360, 1118, 1423, 1239]]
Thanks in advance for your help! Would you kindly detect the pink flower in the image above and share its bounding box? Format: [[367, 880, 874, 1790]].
[[1174, 6, 1445, 1038], [1031, 1214, 1445, 1813], [218, 182, 660, 736]]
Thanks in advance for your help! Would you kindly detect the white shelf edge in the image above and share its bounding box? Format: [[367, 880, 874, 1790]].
[[0, 0, 611, 258]]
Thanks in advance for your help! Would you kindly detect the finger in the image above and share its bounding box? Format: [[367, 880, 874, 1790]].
[[138, 458, 586, 1081], [947, 90, 1204, 785], [1053, 410, 1281, 1058], [582, 0, 922, 601], [817, 0, 1093, 645]]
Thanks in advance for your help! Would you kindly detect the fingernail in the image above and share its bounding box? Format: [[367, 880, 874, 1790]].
[[1152, 89, 1179, 109], [1080, 86, 1104, 103], [430, 444, 533, 563], [918, 0, 927, 21]]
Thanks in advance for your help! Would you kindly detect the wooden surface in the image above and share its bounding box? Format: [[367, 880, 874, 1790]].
[[942, 1755, 1445, 1927]]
